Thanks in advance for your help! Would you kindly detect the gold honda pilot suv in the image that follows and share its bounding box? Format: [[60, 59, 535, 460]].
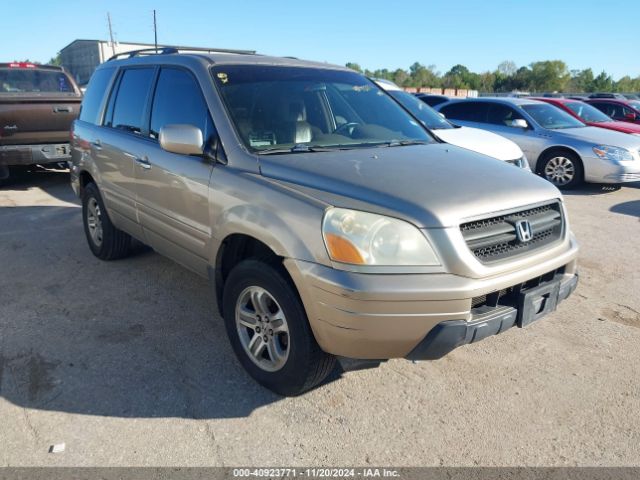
[[70, 48, 579, 395]]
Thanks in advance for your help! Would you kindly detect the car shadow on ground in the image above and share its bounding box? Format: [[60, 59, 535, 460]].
[[561, 181, 640, 196], [0, 167, 74, 203], [610, 200, 640, 219], [0, 174, 342, 420]]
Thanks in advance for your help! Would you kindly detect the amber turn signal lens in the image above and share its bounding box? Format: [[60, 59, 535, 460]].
[[324, 233, 365, 264]]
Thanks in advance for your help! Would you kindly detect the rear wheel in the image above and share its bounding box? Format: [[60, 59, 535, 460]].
[[222, 259, 336, 396], [82, 183, 132, 260], [539, 151, 583, 189]]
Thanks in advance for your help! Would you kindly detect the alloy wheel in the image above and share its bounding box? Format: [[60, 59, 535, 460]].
[[86, 197, 103, 247], [544, 156, 575, 186], [235, 286, 290, 372]]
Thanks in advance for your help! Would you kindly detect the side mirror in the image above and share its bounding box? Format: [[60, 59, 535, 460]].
[[624, 112, 637, 121], [159, 124, 204, 156], [509, 119, 529, 129]]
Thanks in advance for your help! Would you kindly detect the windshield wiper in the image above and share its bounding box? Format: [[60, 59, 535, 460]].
[[257, 144, 337, 155], [381, 140, 430, 147]]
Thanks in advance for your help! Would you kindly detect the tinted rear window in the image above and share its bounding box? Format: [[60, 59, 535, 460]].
[[110, 68, 155, 133], [0, 68, 76, 94], [79, 67, 115, 124]]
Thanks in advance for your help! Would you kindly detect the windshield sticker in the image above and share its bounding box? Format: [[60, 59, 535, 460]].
[[217, 72, 228, 84], [352, 85, 371, 92]]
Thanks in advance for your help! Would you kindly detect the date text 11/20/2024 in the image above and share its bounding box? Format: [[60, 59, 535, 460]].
[[232, 468, 400, 478]]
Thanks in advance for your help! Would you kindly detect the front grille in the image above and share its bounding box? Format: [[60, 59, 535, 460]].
[[461, 201, 564, 263]]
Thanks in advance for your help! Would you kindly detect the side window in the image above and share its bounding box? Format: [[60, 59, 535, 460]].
[[590, 102, 609, 116], [109, 68, 155, 133], [150, 68, 213, 140], [440, 102, 488, 123], [487, 104, 524, 126], [78, 67, 115, 125]]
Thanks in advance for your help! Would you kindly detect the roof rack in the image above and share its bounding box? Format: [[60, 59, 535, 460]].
[[107, 46, 256, 62]]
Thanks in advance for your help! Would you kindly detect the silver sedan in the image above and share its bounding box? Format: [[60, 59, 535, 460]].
[[437, 97, 640, 188]]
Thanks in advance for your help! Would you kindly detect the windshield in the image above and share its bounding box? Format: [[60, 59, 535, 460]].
[[564, 102, 612, 123], [387, 90, 453, 130], [212, 65, 433, 152], [0, 68, 76, 94], [521, 103, 586, 129]]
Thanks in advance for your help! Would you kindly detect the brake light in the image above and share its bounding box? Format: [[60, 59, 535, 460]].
[[9, 62, 36, 68]]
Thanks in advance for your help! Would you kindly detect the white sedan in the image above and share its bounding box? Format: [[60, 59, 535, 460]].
[[375, 79, 530, 170]]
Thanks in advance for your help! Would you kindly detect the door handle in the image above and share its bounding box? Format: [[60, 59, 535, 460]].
[[135, 156, 151, 170]]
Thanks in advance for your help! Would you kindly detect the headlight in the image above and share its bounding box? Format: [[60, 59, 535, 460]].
[[592, 145, 634, 162], [322, 208, 440, 266], [517, 154, 531, 171]]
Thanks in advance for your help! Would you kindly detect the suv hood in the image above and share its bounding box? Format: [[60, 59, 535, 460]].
[[434, 126, 523, 161], [555, 126, 640, 150], [259, 143, 561, 228]]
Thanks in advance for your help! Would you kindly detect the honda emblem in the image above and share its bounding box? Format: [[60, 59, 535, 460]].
[[515, 220, 533, 242]]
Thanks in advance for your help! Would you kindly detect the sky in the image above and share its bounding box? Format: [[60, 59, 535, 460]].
[[2, 0, 638, 80]]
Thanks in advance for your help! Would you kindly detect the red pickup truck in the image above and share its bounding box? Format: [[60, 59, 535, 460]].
[[0, 62, 82, 184]]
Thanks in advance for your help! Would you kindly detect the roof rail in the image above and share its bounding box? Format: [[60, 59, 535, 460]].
[[107, 46, 256, 62]]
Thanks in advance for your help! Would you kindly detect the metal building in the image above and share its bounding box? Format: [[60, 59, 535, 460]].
[[59, 39, 170, 86]]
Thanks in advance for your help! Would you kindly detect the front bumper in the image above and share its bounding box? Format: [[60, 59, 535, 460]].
[[583, 156, 640, 184], [285, 236, 579, 360], [0, 143, 71, 167], [406, 273, 578, 360]]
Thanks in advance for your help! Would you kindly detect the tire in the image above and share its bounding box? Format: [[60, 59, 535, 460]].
[[222, 259, 336, 396], [82, 182, 132, 260], [538, 151, 584, 189]]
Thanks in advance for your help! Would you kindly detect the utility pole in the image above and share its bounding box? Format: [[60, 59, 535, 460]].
[[153, 10, 158, 51], [107, 12, 116, 56]]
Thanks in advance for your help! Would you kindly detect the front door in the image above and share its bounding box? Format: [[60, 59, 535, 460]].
[[135, 67, 215, 276]]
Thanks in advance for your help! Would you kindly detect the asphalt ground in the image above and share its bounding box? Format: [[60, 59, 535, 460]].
[[0, 170, 639, 466]]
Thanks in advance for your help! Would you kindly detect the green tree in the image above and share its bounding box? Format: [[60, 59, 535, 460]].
[[408, 62, 440, 88], [345, 62, 362, 73], [48, 53, 62, 66], [568, 68, 595, 92], [592, 71, 614, 92], [392, 68, 409, 87], [528, 60, 569, 92], [443, 64, 472, 89]]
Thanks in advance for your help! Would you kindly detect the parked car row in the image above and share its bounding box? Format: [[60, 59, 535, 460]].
[[375, 79, 530, 169], [432, 97, 640, 187], [67, 48, 579, 395]]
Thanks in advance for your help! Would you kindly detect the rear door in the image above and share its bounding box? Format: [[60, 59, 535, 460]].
[[135, 67, 215, 276], [0, 65, 81, 145], [97, 66, 156, 235]]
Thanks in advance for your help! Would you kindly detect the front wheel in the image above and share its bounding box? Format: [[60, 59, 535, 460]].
[[222, 259, 336, 396], [539, 151, 583, 189]]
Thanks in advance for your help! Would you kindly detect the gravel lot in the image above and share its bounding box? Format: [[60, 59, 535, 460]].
[[0, 170, 639, 467]]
